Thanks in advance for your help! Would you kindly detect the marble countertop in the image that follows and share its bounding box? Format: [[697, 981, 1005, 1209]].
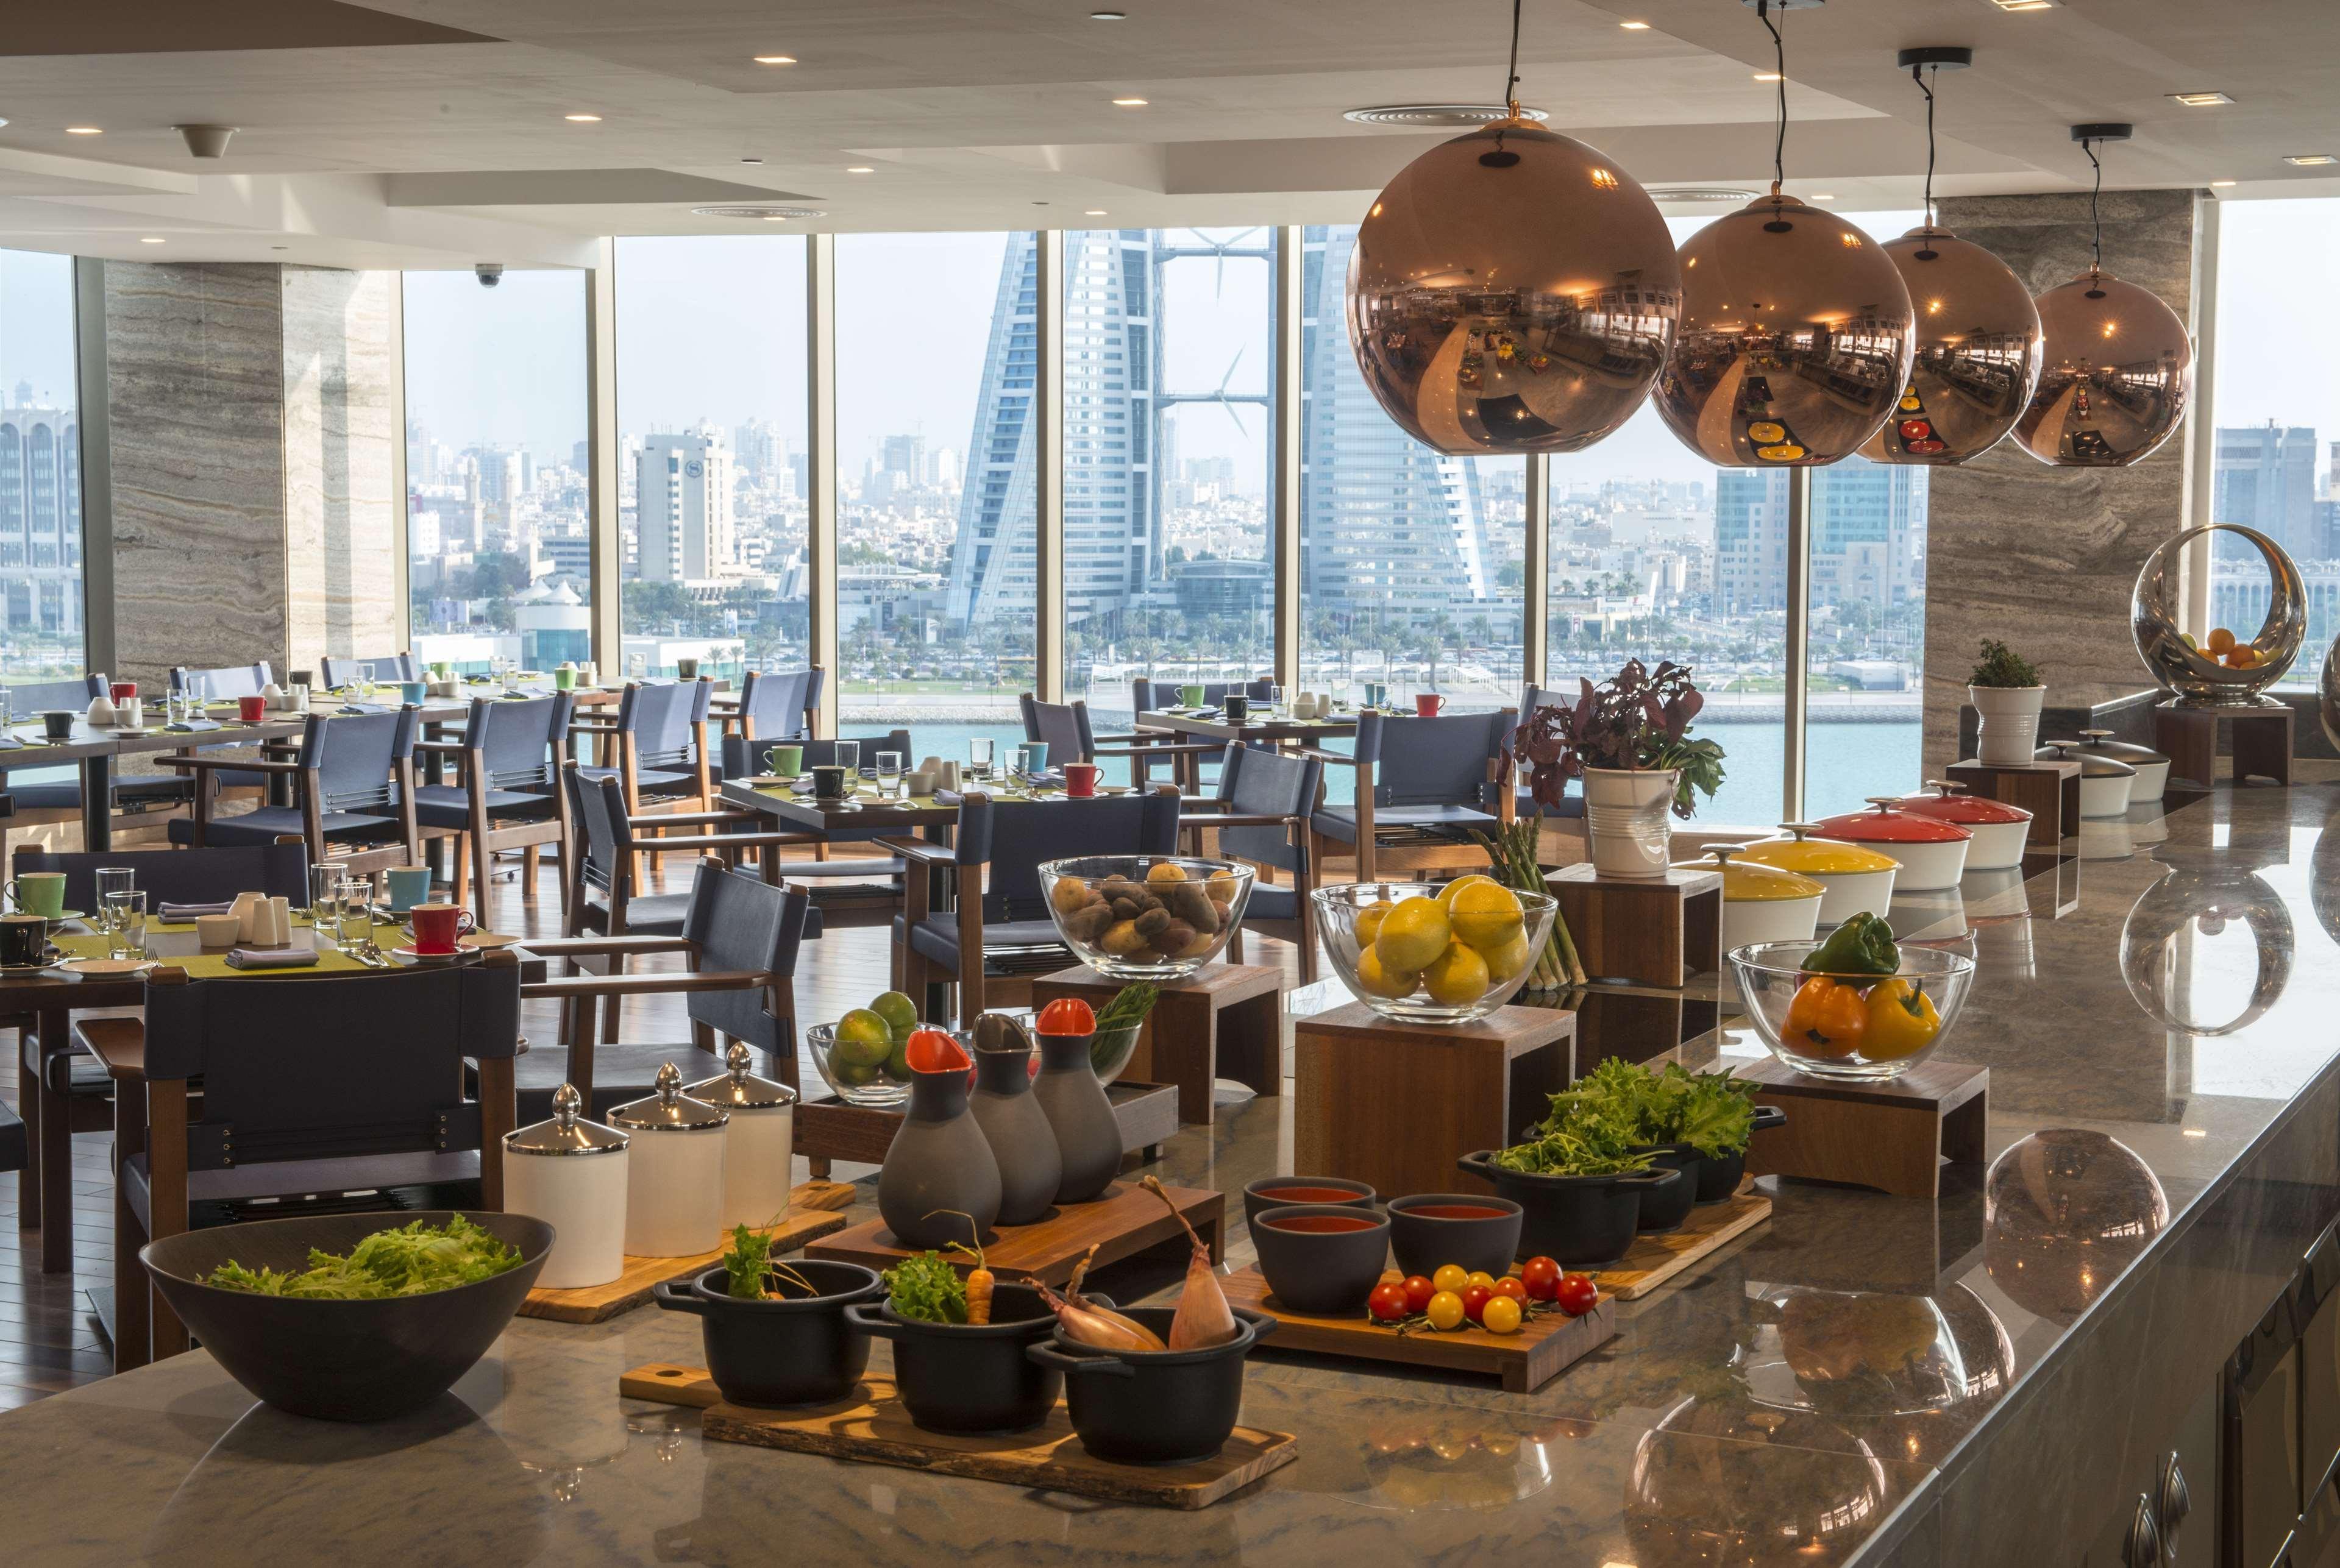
[[9, 774, 2340, 1566]]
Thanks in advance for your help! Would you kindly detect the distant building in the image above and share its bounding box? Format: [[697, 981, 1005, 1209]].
[[0, 401, 82, 638], [1172, 558, 1270, 619], [2216, 422, 2317, 562], [1715, 469, 1790, 614], [636, 429, 734, 582], [1716, 460, 1926, 614]]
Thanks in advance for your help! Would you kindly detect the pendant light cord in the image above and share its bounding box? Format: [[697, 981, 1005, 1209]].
[[1911, 62, 1938, 227], [1756, 0, 1788, 195], [1501, 0, 1524, 118], [2082, 135, 2104, 272]]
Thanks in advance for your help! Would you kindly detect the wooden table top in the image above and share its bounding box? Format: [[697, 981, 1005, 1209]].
[[1136, 708, 1362, 743], [720, 775, 1153, 831]]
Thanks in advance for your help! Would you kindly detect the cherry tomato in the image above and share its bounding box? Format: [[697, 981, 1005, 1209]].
[[1554, 1273, 1599, 1316], [1424, 1290, 1465, 1332], [1034, 997, 1096, 1036], [1481, 1295, 1523, 1335], [1463, 1271, 1497, 1293], [1399, 1275, 1437, 1315], [1460, 1283, 1492, 1324], [1898, 418, 1932, 441], [1431, 1263, 1470, 1294], [904, 1028, 970, 1074], [1520, 1257, 1562, 1302], [1368, 1282, 1410, 1323], [1492, 1275, 1528, 1305]]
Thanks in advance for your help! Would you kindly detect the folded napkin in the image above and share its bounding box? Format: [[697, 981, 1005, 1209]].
[[158, 900, 235, 922], [165, 719, 224, 733], [336, 703, 393, 715], [224, 946, 320, 970], [0, 736, 23, 750]]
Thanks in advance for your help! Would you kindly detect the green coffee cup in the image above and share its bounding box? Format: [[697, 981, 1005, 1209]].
[[1178, 684, 1206, 707], [12, 871, 65, 918], [766, 744, 804, 778], [553, 666, 577, 690]]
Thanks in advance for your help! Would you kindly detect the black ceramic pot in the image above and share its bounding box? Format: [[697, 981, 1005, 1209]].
[[843, 1282, 1064, 1435], [1385, 1193, 1523, 1279], [1455, 1153, 1681, 1267], [1026, 1305, 1275, 1464], [1240, 1174, 1378, 1230], [141, 1210, 553, 1423], [1690, 1106, 1788, 1204], [654, 1260, 884, 1408], [1624, 1143, 1701, 1233], [1251, 1205, 1391, 1315]]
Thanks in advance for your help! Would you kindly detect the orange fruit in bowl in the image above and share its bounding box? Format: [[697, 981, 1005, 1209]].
[[2226, 645, 2258, 669], [2207, 626, 2237, 656]]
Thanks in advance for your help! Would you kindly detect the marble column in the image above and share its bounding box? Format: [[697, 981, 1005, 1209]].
[[97, 261, 400, 694], [1919, 188, 2202, 770]]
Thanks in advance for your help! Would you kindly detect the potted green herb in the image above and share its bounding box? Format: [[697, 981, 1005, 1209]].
[[1512, 659, 1727, 879], [1967, 638, 2045, 766]]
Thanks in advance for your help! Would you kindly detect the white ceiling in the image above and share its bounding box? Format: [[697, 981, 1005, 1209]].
[[0, 0, 2329, 269]]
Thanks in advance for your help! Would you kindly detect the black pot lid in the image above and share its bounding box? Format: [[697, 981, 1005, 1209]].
[[610, 1062, 730, 1132], [687, 1041, 797, 1110]]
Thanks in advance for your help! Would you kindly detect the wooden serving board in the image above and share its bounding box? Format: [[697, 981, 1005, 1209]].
[[1589, 1187, 1771, 1301], [806, 1180, 1223, 1286], [518, 1180, 856, 1324], [620, 1364, 1297, 1510], [1220, 1267, 1615, 1394]]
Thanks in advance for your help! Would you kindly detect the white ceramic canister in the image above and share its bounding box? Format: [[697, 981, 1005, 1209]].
[[688, 1042, 799, 1231], [502, 1083, 631, 1288], [2038, 740, 2137, 818], [608, 1063, 730, 1257]]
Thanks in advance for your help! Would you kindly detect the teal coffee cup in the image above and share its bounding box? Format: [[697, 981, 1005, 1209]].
[[384, 867, 432, 912], [398, 680, 429, 705]]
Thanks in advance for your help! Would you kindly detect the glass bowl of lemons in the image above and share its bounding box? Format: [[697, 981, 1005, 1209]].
[[1314, 878, 1559, 1023]]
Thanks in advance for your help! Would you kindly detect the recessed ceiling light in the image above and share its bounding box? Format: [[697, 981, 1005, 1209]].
[[1086, 209, 1109, 215], [2285, 154, 2338, 166], [1620, 20, 1651, 29], [1090, 9, 1126, 17], [846, 166, 875, 174], [1753, 73, 1783, 82], [1811, 193, 1836, 200], [753, 55, 797, 65], [1111, 97, 1148, 107], [2211, 179, 2237, 186], [65, 126, 102, 135], [1988, 0, 2055, 10], [1344, 103, 1549, 127], [1649, 186, 1762, 202], [139, 236, 164, 244], [564, 113, 602, 122], [2168, 91, 2233, 107], [739, 157, 764, 165], [691, 204, 827, 219]]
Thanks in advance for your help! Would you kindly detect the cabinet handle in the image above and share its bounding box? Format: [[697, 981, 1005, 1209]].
[[2122, 1493, 2161, 1568], [2157, 1450, 2191, 1547]]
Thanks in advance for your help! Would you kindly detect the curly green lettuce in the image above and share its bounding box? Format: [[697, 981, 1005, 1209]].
[[206, 1216, 523, 1299]]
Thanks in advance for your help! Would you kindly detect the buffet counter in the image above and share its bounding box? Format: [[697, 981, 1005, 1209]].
[[8, 772, 2340, 1566]]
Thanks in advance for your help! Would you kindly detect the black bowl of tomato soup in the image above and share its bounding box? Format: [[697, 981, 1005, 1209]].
[[1385, 1193, 1524, 1279], [1241, 1174, 1378, 1231], [1250, 1205, 1392, 1315]]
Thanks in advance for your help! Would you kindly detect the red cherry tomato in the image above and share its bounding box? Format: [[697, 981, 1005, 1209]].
[[1908, 438, 1947, 455], [1035, 997, 1097, 1036], [905, 1028, 970, 1074], [1460, 1283, 1492, 1324], [1368, 1282, 1411, 1323], [1554, 1273, 1599, 1316], [1491, 1275, 1528, 1304], [1520, 1257, 1562, 1302], [1898, 418, 1932, 441], [1399, 1274, 1437, 1315]]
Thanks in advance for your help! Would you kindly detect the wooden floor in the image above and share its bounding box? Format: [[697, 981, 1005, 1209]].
[[0, 846, 1321, 1410]]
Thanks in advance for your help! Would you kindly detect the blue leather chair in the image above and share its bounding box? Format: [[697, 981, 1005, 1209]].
[[167, 706, 423, 875], [1306, 708, 1516, 882], [1020, 693, 1220, 793], [320, 653, 421, 688], [1509, 684, 1586, 823], [1193, 741, 1324, 982], [719, 667, 823, 780], [413, 694, 573, 923]]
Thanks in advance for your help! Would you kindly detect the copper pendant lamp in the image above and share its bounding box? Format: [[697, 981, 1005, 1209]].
[[1860, 48, 2043, 465], [1655, 1, 1913, 467], [1346, 0, 1678, 455], [2013, 124, 2194, 468]]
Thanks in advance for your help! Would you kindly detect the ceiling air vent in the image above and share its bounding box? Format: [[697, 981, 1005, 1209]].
[[691, 205, 827, 221]]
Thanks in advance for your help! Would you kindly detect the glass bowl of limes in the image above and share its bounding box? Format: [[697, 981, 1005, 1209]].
[[1314, 878, 1559, 1023], [805, 989, 928, 1106]]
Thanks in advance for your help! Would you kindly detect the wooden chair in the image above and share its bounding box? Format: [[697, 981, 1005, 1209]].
[[86, 951, 521, 1369], [1018, 693, 1221, 793], [1187, 742, 1324, 982], [319, 653, 420, 688], [170, 662, 272, 701], [886, 787, 1182, 1027], [164, 706, 424, 876], [1306, 708, 1516, 883], [413, 693, 574, 924], [717, 667, 823, 779], [571, 678, 714, 884]]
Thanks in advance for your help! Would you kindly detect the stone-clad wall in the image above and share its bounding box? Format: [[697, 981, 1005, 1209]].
[[1919, 188, 2201, 773], [282, 266, 400, 670]]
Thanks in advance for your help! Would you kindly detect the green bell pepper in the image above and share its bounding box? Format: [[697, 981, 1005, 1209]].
[[1802, 910, 1899, 977]]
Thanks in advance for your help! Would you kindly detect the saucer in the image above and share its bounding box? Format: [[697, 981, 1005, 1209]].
[[54, 957, 155, 977], [391, 945, 470, 964]]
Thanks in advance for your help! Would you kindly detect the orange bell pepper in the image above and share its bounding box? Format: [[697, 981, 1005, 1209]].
[[1782, 975, 1868, 1060]]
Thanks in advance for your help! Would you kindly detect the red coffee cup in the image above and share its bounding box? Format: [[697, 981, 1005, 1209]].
[[410, 901, 475, 954], [110, 682, 136, 703], [1415, 693, 1447, 717], [1064, 762, 1101, 798], [237, 695, 268, 722]]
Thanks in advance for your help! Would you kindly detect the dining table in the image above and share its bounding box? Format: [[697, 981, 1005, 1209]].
[[1136, 705, 1365, 748]]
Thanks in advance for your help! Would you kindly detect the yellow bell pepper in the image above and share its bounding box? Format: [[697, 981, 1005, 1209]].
[[1782, 975, 1868, 1060], [1862, 977, 1940, 1060]]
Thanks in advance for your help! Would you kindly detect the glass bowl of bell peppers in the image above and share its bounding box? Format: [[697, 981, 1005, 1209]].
[[1727, 913, 1977, 1082]]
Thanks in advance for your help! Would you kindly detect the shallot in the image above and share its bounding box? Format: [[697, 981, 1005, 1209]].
[[1141, 1175, 1238, 1347], [1031, 1280, 1165, 1351]]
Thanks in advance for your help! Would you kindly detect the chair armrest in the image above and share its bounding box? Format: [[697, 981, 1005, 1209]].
[[1292, 747, 1362, 767], [1181, 811, 1297, 828], [634, 832, 816, 853], [522, 969, 772, 1001], [876, 835, 958, 867], [413, 740, 468, 756], [517, 935, 694, 959], [639, 809, 759, 828], [76, 1016, 145, 1081], [158, 754, 303, 775]]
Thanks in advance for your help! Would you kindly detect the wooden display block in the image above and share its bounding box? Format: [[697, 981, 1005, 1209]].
[[1109, 1078, 1180, 1162], [1590, 1185, 1773, 1301], [1031, 963, 1282, 1125], [2155, 698, 2294, 789], [1544, 863, 1722, 988], [1293, 1002, 1574, 1200], [806, 1179, 1223, 1285], [518, 1180, 856, 1324], [1943, 757, 2080, 848], [1221, 1266, 1615, 1394], [1738, 1056, 1987, 1199], [622, 1366, 1296, 1509], [794, 1081, 1181, 1177]]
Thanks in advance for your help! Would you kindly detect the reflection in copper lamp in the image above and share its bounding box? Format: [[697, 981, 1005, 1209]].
[[1986, 1130, 2168, 1324]]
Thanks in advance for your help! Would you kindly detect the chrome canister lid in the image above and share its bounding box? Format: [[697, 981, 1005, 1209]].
[[686, 1041, 798, 1111], [2036, 739, 2139, 779], [610, 1062, 731, 1132], [503, 1083, 630, 1157], [2072, 727, 2172, 766]]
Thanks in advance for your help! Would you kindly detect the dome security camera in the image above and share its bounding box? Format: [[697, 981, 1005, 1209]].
[[475, 262, 504, 288]]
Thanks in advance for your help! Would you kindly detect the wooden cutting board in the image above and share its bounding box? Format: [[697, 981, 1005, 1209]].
[[1220, 1267, 1615, 1394], [518, 1180, 856, 1324], [621, 1364, 1297, 1509], [806, 1180, 1222, 1286]]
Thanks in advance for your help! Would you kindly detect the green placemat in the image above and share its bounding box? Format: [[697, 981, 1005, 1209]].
[[52, 928, 374, 978]]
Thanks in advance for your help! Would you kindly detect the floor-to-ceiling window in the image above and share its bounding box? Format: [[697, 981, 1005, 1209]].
[[1299, 224, 1526, 718], [614, 236, 808, 683], [2210, 198, 2340, 689], [402, 269, 591, 672], [835, 232, 1035, 763], [1065, 227, 1276, 735], [0, 250, 85, 681]]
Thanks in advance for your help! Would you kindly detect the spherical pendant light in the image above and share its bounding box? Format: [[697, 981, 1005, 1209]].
[[1655, 193, 1915, 467], [1860, 226, 2043, 464], [1347, 117, 1680, 455]]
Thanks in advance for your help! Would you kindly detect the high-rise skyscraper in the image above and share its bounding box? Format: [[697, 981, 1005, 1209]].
[[2216, 423, 2317, 560], [881, 433, 926, 489], [0, 400, 82, 636], [1810, 460, 1927, 608], [1715, 469, 1790, 614], [636, 428, 734, 581]]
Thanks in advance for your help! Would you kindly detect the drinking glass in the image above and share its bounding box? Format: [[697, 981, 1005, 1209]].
[[186, 673, 208, 709], [876, 751, 903, 798], [336, 878, 376, 952], [105, 891, 146, 961], [308, 864, 344, 927], [1266, 684, 1284, 712], [0, 688, 12, 734], [628, 653, 647, 681], [94, 868, 133, 929], [836, 740, 860, 779], [968, 736, 994, 779]]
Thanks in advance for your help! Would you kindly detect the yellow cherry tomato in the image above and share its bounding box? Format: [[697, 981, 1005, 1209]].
[[1757, 442, 1807, 462], [1465, 1271, 1498, 1293], [1481, 1295, 1523, 1335], [1424, 1290, 1466, 1332], [1432, 1263, 1470, 1294], [1747, 420, 1786, 444]]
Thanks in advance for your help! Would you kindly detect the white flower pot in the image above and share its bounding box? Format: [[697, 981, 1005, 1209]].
[[1582, 767, 1678, 879], [1970, 684, 2046, 767]]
